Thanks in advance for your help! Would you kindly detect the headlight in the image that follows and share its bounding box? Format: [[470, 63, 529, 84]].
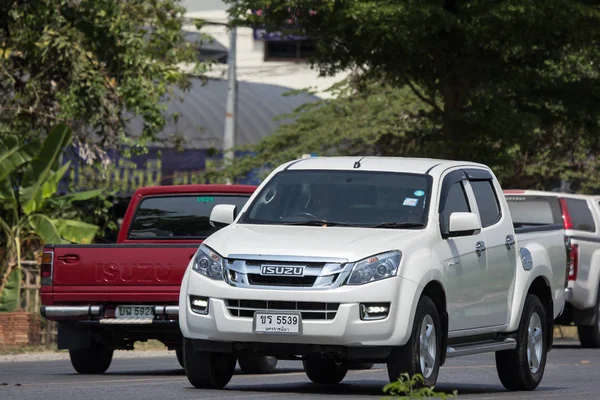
[[191, 244, 225, 281], [347, 251, 401, 285]]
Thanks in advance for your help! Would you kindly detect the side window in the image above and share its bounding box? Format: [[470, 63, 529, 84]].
[[563, 198, 596, 232], [470, 180, 501, 228], [440, 181, 470, 235]]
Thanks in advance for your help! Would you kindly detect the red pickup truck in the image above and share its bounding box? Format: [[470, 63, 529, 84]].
[[39, 184, 278, 375]]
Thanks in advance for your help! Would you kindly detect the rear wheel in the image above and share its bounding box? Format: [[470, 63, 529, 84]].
[[238, 354, 278, 374], [303, 358, 348, 384], [387, 295, 441, 387], [577, 288, 600, 348], [496, 294, 547, 391], [69, 344, 114, 374], [183, 338, 236, 389]]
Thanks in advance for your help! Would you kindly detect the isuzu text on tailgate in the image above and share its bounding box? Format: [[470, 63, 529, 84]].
[[179, 157, 570, 391]]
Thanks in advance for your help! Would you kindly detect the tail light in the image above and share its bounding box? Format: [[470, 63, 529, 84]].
[[568, 243, 579, 281], [558, 198, 573, 230], [41, 250, 54, 286]]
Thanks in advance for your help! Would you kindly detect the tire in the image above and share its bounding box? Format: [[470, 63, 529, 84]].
[[183, 338, 237, 389], [176, 348, 184, 368], [238, 354, 278, 374], [303, 358, 349, 384], [387, 295, 442, 388], [349, 363, 375, 370], [577, 288, 600, 348], [496, 294, 547, 391], [69, 345, 114, 374]]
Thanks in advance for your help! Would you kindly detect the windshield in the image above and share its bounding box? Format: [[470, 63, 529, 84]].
[[128, 194, 251, 239], [239, 170, 431, 228]]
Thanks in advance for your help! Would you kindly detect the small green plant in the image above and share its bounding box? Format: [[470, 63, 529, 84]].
[[382, 373, 458, 399]]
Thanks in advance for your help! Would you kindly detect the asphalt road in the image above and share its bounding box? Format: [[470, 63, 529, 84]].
[[1, 341, 598, 400]]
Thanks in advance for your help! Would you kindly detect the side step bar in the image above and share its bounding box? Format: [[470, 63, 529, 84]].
[[446, 338, 517, 358]]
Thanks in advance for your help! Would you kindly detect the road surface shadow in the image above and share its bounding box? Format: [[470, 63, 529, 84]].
[[94, 367, 305, 377], [221, 379, 563, 397]]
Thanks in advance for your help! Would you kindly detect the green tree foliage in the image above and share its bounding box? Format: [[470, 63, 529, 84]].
[[0, 0, 210, 154], [0, 124, 101, 311], [213, 0, 600, 191]]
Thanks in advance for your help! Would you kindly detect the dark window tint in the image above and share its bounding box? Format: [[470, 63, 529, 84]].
[[440, 182, 470, 234], [505, 196, 562, 228], [471, 180, 501, 228], [241, 170, 431, 227], [562, 198, 596, 232], [128, 195, 250, 239]]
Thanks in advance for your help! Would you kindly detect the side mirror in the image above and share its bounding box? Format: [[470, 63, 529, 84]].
[[448, 212, 481, 237], [209, 204, 237, 227]]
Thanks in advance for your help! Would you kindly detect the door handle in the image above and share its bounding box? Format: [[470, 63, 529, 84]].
[[57, 254, 79, 263], [475, 241, 486, 257], [505, 234, 516, 250]]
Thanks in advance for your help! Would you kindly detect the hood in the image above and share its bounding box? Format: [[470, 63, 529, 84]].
[[203, 223, 422, 262]]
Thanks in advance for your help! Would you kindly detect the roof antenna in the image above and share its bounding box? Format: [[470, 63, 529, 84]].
[[353, 156, 366, 169]]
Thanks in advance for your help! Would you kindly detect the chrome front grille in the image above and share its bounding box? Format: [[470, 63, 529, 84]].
[[226, 299, 340, 320], [224, 254, 352, 290]]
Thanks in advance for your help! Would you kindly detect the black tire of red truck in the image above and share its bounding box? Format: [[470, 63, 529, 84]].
[[69, 345, 114, 374], [238, 353, 278, 374]]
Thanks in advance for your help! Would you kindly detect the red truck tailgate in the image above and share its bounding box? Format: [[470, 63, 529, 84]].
[[48, 244, 199, 304]]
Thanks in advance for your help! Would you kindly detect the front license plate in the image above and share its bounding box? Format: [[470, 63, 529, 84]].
[[253, 312, 302, 334], [115, 305, 154, 319]]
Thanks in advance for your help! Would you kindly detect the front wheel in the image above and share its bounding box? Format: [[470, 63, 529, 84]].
[[238, 354, 278, 374], [303, 358, 348, 384], [387, 295, 441, 387], [69, 345, 114, 374], [176, 348, 184, 368], [496, 294, 547, 391], [183, 338, 237, 389]]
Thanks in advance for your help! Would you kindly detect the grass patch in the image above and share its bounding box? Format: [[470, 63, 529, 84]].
[[0, 344, 63, 356]]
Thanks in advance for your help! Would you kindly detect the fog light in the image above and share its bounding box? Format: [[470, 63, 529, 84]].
[[360, 303, 390, 320], [190, 296, 209, 315]]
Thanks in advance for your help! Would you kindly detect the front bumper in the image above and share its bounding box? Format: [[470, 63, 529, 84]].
[[179, 269, 421, 347]]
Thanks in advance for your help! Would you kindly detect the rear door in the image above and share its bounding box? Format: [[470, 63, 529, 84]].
[[468, 173, 517, 327]]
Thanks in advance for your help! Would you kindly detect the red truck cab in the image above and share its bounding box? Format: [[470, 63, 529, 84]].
[[40, 184, 257, 374]]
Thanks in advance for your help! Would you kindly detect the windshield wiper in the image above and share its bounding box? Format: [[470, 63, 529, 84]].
[[282, 220, 355, 227], [372, 222, 425, 229]]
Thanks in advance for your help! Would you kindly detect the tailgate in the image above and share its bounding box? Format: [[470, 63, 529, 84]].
[[52, 244, 199, 286]]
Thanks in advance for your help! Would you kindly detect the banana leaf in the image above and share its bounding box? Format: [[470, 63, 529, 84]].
[[53, 219, 99, 244], [21, 124, 73, 214], [0, 136, 38, 183], [0, 268, 22, 312]]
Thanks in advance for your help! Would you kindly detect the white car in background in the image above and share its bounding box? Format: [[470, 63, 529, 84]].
[[505, 190, 600, 347]]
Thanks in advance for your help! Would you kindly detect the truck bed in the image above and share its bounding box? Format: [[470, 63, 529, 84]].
[[42, 244, 199, 305]]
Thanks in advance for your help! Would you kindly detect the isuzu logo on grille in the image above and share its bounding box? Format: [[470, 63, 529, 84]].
[[260, 265, 305, 277]]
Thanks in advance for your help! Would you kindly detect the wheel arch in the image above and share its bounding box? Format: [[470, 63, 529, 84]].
[[527, 276, 554, 351], [420, 280, 448, 365]]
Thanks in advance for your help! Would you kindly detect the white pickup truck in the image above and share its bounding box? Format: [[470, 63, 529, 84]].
[[179, 157, 569, 391]]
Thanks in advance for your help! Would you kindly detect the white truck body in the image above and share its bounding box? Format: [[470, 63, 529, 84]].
[[179, 157, 568, 391], [506, 190, 600, 347]]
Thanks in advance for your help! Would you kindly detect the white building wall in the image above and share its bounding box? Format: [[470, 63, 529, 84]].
[[183, 4, 348, 99]]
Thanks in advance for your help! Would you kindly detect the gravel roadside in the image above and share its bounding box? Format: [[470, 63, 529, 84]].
[[0, 349, 175, 363]]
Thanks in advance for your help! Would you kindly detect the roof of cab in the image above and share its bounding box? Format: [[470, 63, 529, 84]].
[[133, 184, 257, 197], [285, 156, 487, 175], [503, 189, 597, 201]]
